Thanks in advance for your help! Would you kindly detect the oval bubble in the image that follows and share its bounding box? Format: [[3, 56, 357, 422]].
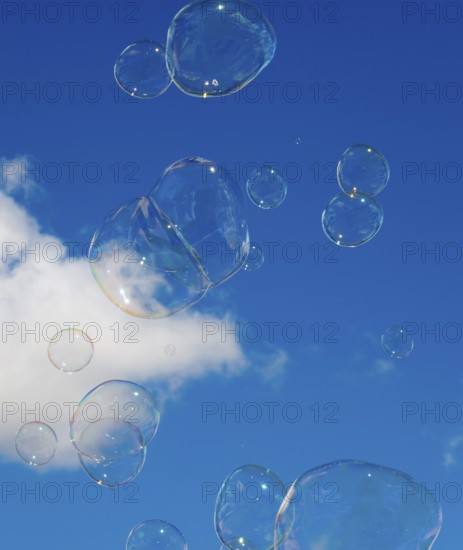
[[15, 422, 57, 467], [149, 157, 249, 286], [114, 40, 172, 99], [215, 464, 293, 550], [382, 325, 414, 359], [337, 144, 390, 197], [321, 193, 384, 247], [166, 0, 277, 97], [126, 519, 188, 549], [243, 243, 264, 272], [275, 459, 443, 549], [89, 196, 210, 318], [246, 165, 287, 210], [48, 328, 94, 373]]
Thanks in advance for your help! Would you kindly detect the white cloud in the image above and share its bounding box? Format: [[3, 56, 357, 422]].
[[370, 358, 396, 376], [0, 155, 40, 197]]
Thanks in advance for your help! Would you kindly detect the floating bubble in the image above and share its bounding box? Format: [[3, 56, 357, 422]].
[[337, 144, 390, 197], [321, 193, 384, 247], [246, 165, 287, 209], [70, 380, 160, 458], [275, 459, 442, 549], [215, 465, 293, 550], [243, 243, 264, 271], [114, 40, 172, 99], [148, 157, 249, 286], [89, 196, 210, 318], [165, 344, 176, 356], [295, 138, 302, 145], [381, 325, 414, 359], [221, 539, 257, 550], [126, 519, 188, 550], [15, 422, 57, 467], [47, 328, 94, 373], [166, 0, 277, 97]]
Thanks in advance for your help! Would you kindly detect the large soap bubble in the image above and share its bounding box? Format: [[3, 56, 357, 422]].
[[337, 144, 390, 197], [215, 465, 293, 550], [382, 325, 414, 359], [126, 519, 188, 549], [246, 165, 287, 209], [275, 459, 443, 549], [70, 380, 160, 458], [114, 40, 172, 99], [322, 193, 384, 247], [166, 0, 277, 97], [15, 422, 57, 467], [48, 328, 94, 373], [149, 157, 249, 286], [89, 196, 210, 318]]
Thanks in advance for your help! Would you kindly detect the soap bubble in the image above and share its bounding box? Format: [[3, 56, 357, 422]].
[[148, 157, 249, 286], [275, 459, 442, 549], [221, 539, 257, 550], [114, 40, 172, 99], [295, 138, 302, 145], [321, 193, 383, 247], [337, 144, 390, 197], [382, 325, 414, 359], [215, 465, 293, 550], [165, 344, 176, 356], [89, 196, 210, 318], [166, 0, 277, 97], [126, 519, 188, 550], [70, 380, 160, 458], [243, 243, 264, 271], [48, 328, 94, 373], [15, 422, 57, 466], [246, 165, 287, 209], [79, 440, 146, 487]]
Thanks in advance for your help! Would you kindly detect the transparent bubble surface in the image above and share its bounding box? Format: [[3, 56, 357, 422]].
[[149, 157, 249, 286], [114, 40, 172, 99], [165, 344, 176, 356], [337, 144, 390, 197], [15, 422, 57, 466], [79, 441, 146, 487], [127, 519, 188, 550], [321, 193, 384, 247], [382, 325, 414, 359], [221, 539, 257, 550], [215, 465, 293, 550], [89, 196, 210, 318], [295, 138, 302, 145], [243, 243, 264, 272], [275, 459, 442, 550], [246, 165, 287, 209], [166, 0, 277, 97], [47, 328, 94, 373], [70, 380, 160, 457]]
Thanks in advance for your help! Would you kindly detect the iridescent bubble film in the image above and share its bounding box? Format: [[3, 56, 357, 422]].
[[382, 325, 414, 359], [126, 519, 188, 549], [275, 460, 442, 549], [337, 144, 390, 197], [246, 165, 287, 209], [166, 0, 277, 97], [15, 422, 57, 467], [215, 464, 293, 550], [321, 193, 384, 247], [47, 328, 94, 373], [114, 40, 172, 99]]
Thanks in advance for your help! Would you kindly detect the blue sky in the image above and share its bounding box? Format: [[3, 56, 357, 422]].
[[0, 0, 462, 547]]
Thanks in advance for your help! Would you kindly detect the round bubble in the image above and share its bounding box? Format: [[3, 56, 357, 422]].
[[148, 157, 249, 286], [243, 243, 264, 272], [79, 441, 146, 487], [114, 40, 172, 99], [321, 193, 384, 247], [337, 144, 390, 197], [165, 344, 176, 356], [166, 0, 277, 98], [246, 165, 287, 209], [295, 138, 302, 145], [48, 328, 94, 373], [70, 380, 160, 458], [215, 465, 293, 550], [126, 519, 188, 550], [15, 422, 57, 467], [275, 459, 442, 549], [382, 325, 414, 359], [89, 196, 210, 318]]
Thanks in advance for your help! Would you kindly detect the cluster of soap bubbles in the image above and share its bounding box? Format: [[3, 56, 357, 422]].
[[126, 519, 188, 550], [322, 144, 389, 247], [215, 461, 442, 549], [114, 0, 276, 100], [70, 380, 160, 486], [48, 328, 94, 373], [382, 324, 414, 359]]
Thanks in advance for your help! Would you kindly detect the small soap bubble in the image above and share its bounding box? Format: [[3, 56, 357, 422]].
[[243, 243, 264, 272], [165, 344, 176, 356], [246, 165, 287, 209], [126, 519, 188, 550], [15, 422, 57, 467], [381, 325, 414, 359], [48, 328, 94, 373]]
